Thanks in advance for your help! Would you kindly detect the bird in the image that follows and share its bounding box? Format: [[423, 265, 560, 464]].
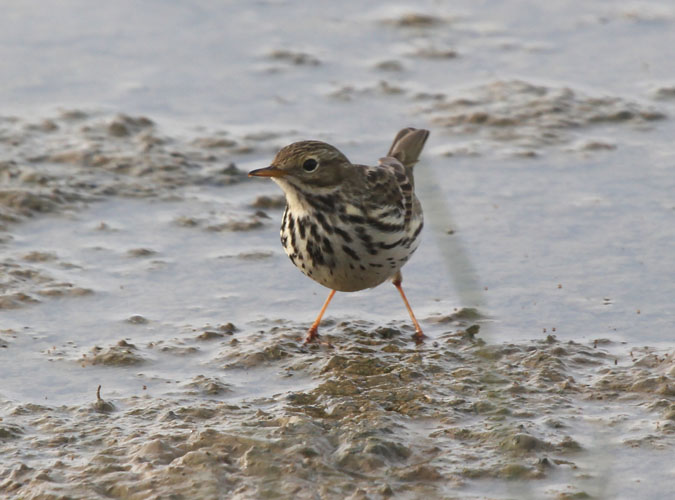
[[248, 128, 429, 344]]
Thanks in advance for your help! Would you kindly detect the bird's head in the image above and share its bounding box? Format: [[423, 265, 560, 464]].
[[248, 141, 350, 189]]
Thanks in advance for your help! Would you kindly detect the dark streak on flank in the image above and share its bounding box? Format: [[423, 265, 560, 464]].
[[411, 221, 424, 240], [340, 214, 366, 225], [306, 240, 325, 266], [298, 217, 307, 239], [334, 226, 352, 243], [379, 238, 403, 250], [366, 218, 404, 233], [354, 226, 378, 255], [322, 236, 333, 255], [378, 207, 401, 219], [342, 245, 359, 260], [289, 221, 298, 256], [310, 222, 320, 241]]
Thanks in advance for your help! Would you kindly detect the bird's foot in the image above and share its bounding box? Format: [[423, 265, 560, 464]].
[[412, 329, 427, 344], [304, 326, 320, 344], [302, 328, 335, 348]]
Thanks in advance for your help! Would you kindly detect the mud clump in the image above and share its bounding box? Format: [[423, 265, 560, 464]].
[[411, 46, 458, 59], [92, 385, 116, 413], [192, 136, 238, 149], [383, 13, 447, 28], [0, 111, 262, 225], [21, 251, 58, 262], [206, 215, 265, 232], [106, 114, 154, 137], [374, 59, 405, 72], [81, 340, 145, 366], [0, 292, 40, 309], [0, 259, 92, 309], [0, 189, 83, 221], [328, 81, 408, 101], [126, 315, 149, 324], [196, 323, 237, 341], [35, 285, 93, 298], [184, 375, 232, 396], [652, 85, 675, 100], [126, 247, 157, 258], [266, 49, 321, 66], [0, 423, 24, 440], [250, 194, 286, 209], [423, 80, 666, 154]]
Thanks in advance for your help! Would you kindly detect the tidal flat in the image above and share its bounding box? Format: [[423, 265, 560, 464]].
[[2, 1, 675, 498]]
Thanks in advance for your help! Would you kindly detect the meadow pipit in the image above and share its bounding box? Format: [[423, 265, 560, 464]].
[[249, 128, 429, 343]]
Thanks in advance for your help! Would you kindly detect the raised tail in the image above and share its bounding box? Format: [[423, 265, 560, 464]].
[[386, 128, 430, 170]]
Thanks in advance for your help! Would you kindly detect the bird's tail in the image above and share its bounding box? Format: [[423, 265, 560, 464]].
[[386, 128, 430, 169]]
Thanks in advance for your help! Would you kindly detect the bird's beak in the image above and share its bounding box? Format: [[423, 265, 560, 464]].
[[248, 166, 287, 178]]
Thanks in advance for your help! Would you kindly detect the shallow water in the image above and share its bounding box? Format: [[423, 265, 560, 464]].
[[1, 1, 675, 499]]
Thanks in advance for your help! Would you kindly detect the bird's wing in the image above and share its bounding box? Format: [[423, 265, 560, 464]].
[[357, 157, 415, 227]]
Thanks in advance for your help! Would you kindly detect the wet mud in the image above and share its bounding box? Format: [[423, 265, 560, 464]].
[[421, 80, 666, 156], [1, 317, 673, 499], [2, 1, 675, 498], [1, 96, 674, 498]]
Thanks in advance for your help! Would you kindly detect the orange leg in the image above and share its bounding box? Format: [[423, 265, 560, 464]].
[[392, 273, 425, 343], [305, 289, 336, 343]]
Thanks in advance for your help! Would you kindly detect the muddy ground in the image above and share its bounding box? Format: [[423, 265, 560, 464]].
[[2, 2, 675, 499]]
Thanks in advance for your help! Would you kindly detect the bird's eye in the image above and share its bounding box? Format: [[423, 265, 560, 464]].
[[302, 158, 318, 172]]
